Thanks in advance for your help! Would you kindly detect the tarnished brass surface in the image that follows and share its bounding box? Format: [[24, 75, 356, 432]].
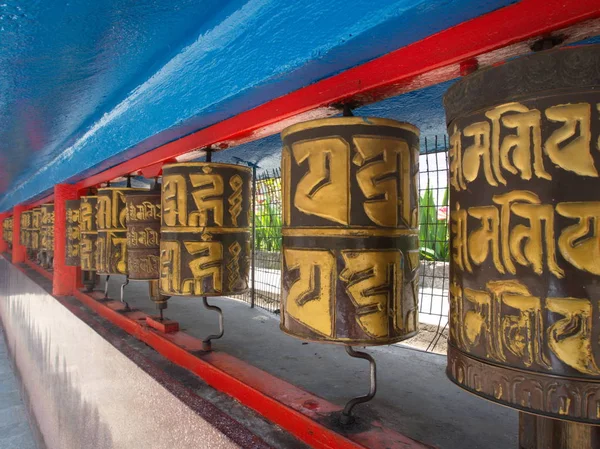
[[79, 196, 98, 272], [20, 211, 32, 248], [159, 163, 251, 297], [444, 45, 600, 423], [126, 191, 161, 280], [40, 204, 55, 252], [2, 217, 12, 248], [96, 187, 146, 275], [31, 208, 41, 251], [65, 200, 81, 267], [280, 117, 420, 345]]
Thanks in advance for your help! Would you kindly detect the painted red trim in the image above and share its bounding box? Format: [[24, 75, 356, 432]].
[[12, 206, 27, 263], [75, 0, 599, 188], [25, 259, 54, 281], [52, 184, 79, 295], [66, 289, 430, 449]]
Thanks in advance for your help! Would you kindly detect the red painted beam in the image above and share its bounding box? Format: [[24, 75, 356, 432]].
[[12, 205, 27, 263], [52, 184, 79, 295], [75, 0, 600, 189]]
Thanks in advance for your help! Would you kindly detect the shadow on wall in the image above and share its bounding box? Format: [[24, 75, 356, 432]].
[[3, 291, 117, 449]]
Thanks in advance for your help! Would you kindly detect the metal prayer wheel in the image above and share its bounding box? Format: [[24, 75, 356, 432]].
[[20, 211, 31, 249], [3, 217, 12, 249], [280, 117, 420, 345], [159, 162, 251, 297], [96, 187, 146, 275], [126, 189, 169, 311], [80, 195, 98, 291], [65, 200, 81, 267], [40, 203, 54, 268], [280, 116, 420, 422], [444, 44, 600, 432], [31, 207, 41, 253]]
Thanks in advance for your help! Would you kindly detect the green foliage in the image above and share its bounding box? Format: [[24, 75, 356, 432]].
[[419, 184, 449, 261], [254, 178, 282, 252]]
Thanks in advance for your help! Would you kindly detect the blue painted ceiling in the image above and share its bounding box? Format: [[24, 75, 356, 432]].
[[0, 0, 520, 210]]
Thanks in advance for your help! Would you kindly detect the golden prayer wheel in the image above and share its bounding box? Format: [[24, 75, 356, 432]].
[[126, 189, 169, 311], [20, 211, 31, 249], [280, 116, 420, 423], [96, 187, 146, 275], [65, 200, 81, 267], [40, 203, 54, 268], [443, 44, 600, 433], [4, 217, 13, 249], [159, 162, 251, 297], [31, 207, 41, 253], [280, 117, 420, 345], [79, 195, 98, 291]]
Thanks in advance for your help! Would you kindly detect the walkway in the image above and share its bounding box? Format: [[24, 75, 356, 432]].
[[0, 324, 37, 449]]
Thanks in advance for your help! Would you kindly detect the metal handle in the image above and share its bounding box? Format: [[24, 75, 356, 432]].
[[341, 345, 377, 424], [202, 296, 224, 351]]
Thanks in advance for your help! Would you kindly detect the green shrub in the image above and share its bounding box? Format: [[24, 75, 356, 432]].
[[419, 184, 449, 262]]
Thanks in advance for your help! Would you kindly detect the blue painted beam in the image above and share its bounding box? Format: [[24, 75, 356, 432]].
[[0, 0, 515, 210]]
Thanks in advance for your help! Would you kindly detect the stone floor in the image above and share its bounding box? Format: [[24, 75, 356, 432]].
[[0, 324, 37, 449], [107, 275, 518, 449]]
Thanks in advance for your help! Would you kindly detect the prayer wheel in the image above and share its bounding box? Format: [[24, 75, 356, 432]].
[[159, 163, 251, 297], [79, 195, 98, 290], [40, 203, 54, 268], [31, 207, 41, 253], [443, 44, 600, 435], [96, 187, 146, 275], [280, 117, 421, 346], [126, 189, 168, 311], [20, 211, 31, 249], [65, 200, 81, 267], [2, 217, 10, 248]]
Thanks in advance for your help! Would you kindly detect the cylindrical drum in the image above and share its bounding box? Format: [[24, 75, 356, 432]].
[[79, 196, 98, 272], [159, 163, 251, 296], [280, 117, 420, 345], [443, 45, 600, 423], [40, 204, 54, 252], [4, 217, 13, 248], [96, 187, 146, 275], [126, 191, 161, 280], [65, 200, 81, 267], [31, 208, 42, 251], [1, 218, 9, 246], [20, 211, 31, 248]]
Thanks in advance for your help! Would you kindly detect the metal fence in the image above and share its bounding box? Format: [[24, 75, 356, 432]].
[[233, 136, 450, 353]]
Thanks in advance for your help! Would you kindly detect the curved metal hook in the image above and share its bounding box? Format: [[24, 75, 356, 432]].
[[202, 296, 224, 351], [120, 276, 130, 310], [103, 275, 110, 299], [341, 346, 377, 424]]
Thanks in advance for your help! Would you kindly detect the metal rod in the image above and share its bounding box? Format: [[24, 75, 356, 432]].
[[340, 346, 377, 424], [120, 276, 130, 310], [205, 148, 212, 163], [201, 296, 224, 351], [250, 164, 256, 308], [103, 275, 110, 299]]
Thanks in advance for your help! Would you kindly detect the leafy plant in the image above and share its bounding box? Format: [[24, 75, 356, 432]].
[[254, 176, 282, 252], [419, 184, 449, 262]]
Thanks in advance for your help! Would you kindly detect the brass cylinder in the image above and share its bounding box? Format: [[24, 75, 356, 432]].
[[79, 196, 98, 272], [96, 187, 146, 275], [280, 117, 420, 345], [40, 203, 54, 251], [126, 190, 161, 280], [20, 211, 31, 248], [159, 162, 251, 297], [65, 200, 81, 267], [3, 217, 12, 248], [31, 207, 41, 252], [444, 44, 600, 423]]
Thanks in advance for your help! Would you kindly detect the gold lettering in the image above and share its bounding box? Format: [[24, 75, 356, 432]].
[[556, 202, 600, 275], [340, 250, 402, 338], [189, 169, 224, 226], [353, 136, 412, 227], [284, 249, 335, 337], [449, 125, 466, 191], [293, 137, 349, 225], [545, 103, 597, 177], [546, 297, 600, 375], [160, 241, 181, 294], [183, 241, 223, 294], [462, 121, 495, 185], [467, 206, 503, 273], [228, 175, 243, 227], [162, 174, 187, 226], [282, 146, 291, 226], [450, 202, 471, 272]]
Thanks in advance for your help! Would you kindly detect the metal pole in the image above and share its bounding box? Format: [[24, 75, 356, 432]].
[[251, 165, 256, 308], [340, 345, 377, 425]]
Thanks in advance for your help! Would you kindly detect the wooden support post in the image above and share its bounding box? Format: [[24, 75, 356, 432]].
[[53, 184, 80, 296]]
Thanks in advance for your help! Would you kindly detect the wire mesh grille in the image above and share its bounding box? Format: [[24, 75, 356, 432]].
[[233, 136, 450, 353]]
